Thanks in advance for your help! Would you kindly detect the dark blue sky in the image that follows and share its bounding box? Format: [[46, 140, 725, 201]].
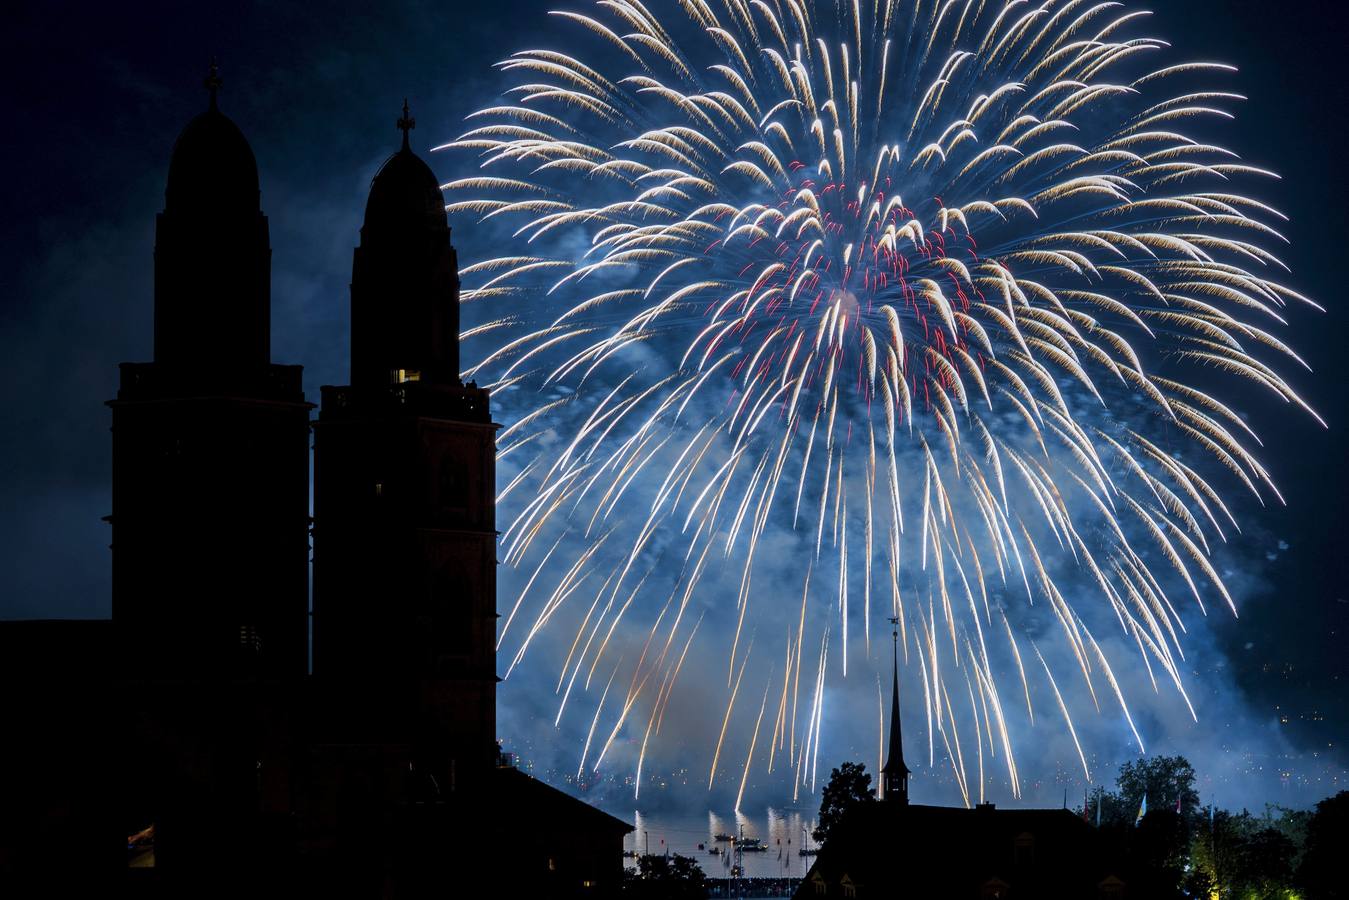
[[3, 0, 1347, 808]]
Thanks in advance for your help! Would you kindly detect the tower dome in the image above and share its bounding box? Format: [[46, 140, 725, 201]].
[[164, 68, 260, 216], [153, 63, 271, 368], [349, 100, 460, 388], [361, 102, 448, 236]]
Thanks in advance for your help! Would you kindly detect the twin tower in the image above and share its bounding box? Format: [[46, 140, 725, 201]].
[[0, 70, 630, 893], [109, 73, 497, 770]]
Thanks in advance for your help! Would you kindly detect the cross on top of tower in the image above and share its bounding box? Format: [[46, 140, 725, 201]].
[[397, 99, 415, 150], [204, 58, 222, 109]]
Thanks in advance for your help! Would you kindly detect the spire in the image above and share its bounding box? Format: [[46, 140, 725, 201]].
[[397, 98, 415, 151], [204, 58, 222, 110], [881, 617, 910, 803]]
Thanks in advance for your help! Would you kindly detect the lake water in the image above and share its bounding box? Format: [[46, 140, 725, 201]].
[[622, 807, 821, 880]]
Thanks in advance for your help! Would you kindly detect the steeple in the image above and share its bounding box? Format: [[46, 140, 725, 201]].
[[349, 99, 460, 388], [881, 618, 910, 803]]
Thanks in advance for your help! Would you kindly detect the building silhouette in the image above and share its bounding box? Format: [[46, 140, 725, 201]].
[[313, 104, 498, 769], [794, 626, 1125, 899], [111, 63, 311, 682], [0, 68, 630, 897]]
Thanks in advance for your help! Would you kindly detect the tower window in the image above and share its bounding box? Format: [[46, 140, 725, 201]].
[[240, 625, 262, 655], [394, 368, 421, 384]]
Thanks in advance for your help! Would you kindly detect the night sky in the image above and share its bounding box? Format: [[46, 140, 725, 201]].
[[3, 0, 1348, 812]]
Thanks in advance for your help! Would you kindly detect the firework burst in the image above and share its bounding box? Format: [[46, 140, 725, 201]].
[[441, 0, 1320, 807]]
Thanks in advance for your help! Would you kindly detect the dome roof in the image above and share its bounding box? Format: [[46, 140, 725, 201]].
[[363, 146, 447, 234], [165, 102, 260, 215]]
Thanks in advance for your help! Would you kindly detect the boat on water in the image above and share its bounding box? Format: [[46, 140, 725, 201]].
[[707, 846, 723, 855], [712, 833, 734, 842], [737, 838, 768, 852]]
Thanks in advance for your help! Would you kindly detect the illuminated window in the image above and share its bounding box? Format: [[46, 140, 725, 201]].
[[240, 625, 262, 655], [394, 368, 421, 384]]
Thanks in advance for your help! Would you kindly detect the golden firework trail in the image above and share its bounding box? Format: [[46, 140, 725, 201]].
[[443, 0, 1320, 804]]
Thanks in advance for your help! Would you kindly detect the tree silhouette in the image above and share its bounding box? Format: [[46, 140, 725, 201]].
[[1190, 808, 1304, 900], [622, 852, 708, 899], [813, 761, 876, 844], [1115, 755, 1200, 822], [1298, 790, 1349, 899], [1129, 808, 1190, 899], [1088, 755, 1200, 831]]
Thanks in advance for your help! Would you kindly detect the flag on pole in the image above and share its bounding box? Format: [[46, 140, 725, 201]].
[[1135, 792, 1147, 826]]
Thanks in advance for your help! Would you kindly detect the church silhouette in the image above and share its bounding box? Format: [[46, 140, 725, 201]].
[[0, 67, 631, 898], [793, 627, 1128, 898]]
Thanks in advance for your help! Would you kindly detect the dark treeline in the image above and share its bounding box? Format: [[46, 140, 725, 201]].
[[1083, 754, 1346, 900], [812, 755, 1347, 900], [619, 757, 1348, 899]]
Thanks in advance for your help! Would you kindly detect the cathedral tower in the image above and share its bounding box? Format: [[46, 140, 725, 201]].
[[109, 66, 310, 680], [312, 103, 497, 774]]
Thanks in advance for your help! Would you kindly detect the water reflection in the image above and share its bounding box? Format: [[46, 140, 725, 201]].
[[624, 807, 820, 879]]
